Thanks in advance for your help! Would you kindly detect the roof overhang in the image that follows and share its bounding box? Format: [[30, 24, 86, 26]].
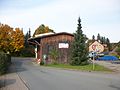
[[28, 32, 74, 45]]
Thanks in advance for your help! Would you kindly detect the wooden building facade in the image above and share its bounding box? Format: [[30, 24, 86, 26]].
[[28, 32, 74, 64]]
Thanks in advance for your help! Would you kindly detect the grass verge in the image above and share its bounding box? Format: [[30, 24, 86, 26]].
[[45, 64, 112, 72]]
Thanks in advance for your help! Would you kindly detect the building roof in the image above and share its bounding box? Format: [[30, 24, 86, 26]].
[[28, 32, 74, 45], [35, 32, 55, 37]]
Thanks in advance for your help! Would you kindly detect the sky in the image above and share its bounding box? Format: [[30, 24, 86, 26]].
[[0, 0, 120, 43]]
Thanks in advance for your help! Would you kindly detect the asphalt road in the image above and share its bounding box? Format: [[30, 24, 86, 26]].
[[12, 57, 120, 90]]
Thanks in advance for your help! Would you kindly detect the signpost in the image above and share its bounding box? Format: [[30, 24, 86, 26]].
[[92, 51, 95, 70], [92, 45, 98, 70]]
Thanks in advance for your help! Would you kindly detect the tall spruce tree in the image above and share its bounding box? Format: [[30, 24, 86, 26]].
[[70, 17, 88, 65], [92, 35, 95, 42], [106, 38, 111, 51], [97, 33, 101, 42]]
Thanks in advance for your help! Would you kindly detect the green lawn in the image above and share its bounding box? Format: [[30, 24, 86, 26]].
[[45, 64, 112, 72]]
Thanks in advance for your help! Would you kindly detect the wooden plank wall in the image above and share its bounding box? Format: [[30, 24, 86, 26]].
[[39, 34, 74, 63]]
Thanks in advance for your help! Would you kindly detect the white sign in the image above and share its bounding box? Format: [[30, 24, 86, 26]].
[[59, 43, 69, 48]]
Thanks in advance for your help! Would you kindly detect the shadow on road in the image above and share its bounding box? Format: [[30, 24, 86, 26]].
[[7, 58, 29, 74], [5, 79, 16, 86], [10, 57, 35, 73], [109, 85, 120, 90], [0, 79, 16, 88]]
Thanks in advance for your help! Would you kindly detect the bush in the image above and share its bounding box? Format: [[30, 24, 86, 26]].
[[49, 49, 59, 64], [109, 52, 119, 58], [20, 48, 35, 57], [40, 60, 44, 65], [0, 52, 11, 75], [115, 47, 120, 56]]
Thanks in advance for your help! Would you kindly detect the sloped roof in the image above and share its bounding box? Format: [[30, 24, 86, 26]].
[[35, 32, 54, 37], [28, 32, 74, 45]]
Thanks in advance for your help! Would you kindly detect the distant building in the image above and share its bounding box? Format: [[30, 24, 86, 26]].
[[28, 32, 74, 64], [89, 41, 104, 53]]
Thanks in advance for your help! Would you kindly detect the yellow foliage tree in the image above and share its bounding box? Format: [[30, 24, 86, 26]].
[[33, 24, 54, 37], [0, 23, 24, 54], [10, 28, 24, 52], [0, 24, 13, 52]]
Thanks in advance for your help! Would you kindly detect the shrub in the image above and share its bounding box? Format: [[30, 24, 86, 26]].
[[109, 52, 119, 58], [49, 49, 59, 64], [0, 52, 11, 75], [115, 47, 120, 56], [20, 48, 35, 57], [40, 60, 44, 65]]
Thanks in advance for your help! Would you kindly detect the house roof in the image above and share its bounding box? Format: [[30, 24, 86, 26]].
[[28, 32, 74, 45]]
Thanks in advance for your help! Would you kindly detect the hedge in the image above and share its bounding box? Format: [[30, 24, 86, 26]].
[[0, 52, 11, 75]]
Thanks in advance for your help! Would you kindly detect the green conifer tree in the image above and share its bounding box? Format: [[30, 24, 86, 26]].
[[70, 17, 88, 65]]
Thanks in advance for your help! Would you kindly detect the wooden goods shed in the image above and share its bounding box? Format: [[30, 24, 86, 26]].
[[28, 32, 74, 64]]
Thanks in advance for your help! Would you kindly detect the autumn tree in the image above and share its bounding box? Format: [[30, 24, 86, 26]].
[[70, 17, 88, 65], [0, 24, 13, 53], [0, 24, 24, 55], [11, 28, 24, 53], [33, 24, 54, 37]]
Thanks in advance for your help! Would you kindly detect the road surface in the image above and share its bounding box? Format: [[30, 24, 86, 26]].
[[12, 57, 120, 90]]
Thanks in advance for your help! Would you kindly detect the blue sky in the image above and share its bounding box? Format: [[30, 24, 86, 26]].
[[0, 0, 120, 42]]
